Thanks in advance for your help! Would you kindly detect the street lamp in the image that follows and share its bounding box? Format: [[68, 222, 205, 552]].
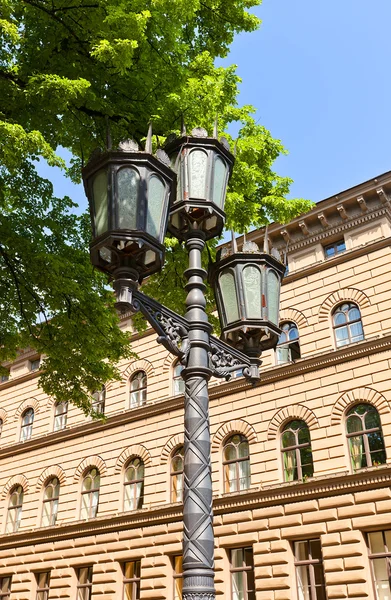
[[83, 126, 284, 600]]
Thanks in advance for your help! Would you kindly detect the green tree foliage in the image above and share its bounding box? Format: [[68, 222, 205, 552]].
[[0, 0, 313, 410]]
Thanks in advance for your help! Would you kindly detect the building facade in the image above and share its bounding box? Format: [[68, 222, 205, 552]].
[[1, 172, 391, 599]]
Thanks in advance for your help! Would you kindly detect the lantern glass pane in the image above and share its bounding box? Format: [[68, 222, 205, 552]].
[[189, 150, 207, 199], [118, 167, 139, 230], [146, 175, 165, 240], [93, 170, 108, 236], [243, 266, 262, 319], [212, 156, 227, 208], [267, 269, 279, 325], [219, 271, 239, 324]]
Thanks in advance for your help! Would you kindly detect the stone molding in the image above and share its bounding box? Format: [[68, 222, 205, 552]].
[[279, 307, 309, 329], [0, 409, 8, 424], [162, 352, 176, 374], [115, 445, 152, 473], [14, 397, 40, 421], [211, 419, 258, 451], [36, 465, 66, 490], [120, 359, 155, 387], [318, 287, 371, 322], [73, 455, 107, 481], [161, 433, 184, 464], [331, 387, 390, 426], [267, 405, 319, 441], [2, 474, 29, 498]]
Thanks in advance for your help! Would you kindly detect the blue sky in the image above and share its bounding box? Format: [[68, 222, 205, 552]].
[[37, 0, 391, 211]]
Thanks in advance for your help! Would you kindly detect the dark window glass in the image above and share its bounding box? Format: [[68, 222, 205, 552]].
[[20, 407, 34, 442], [130, 371, 147, 408], [281, 420, 314, 482], [0, 418, 3, 438], [230, 547, 255, 600], [53, 401, 68, 431], [36, 572, 50, 600], [346, 404, 386, 471], [123, 561, 141, 600], [223, 435, 250, 493], [171, 447, 184, 502], [294, 539, 326, 600], [0, 576, 12, 599], [6, 485, 23, 533], [92, 386, 106, 414], [80, 469, 100, 520], [77, 566, 93, 600], [276, 321, 300, 364], [0, 374, 9, 383], [324, 239, 346, 258], [41, 478, 60, 526], [368, 530, 391, 599], [332, 302, 364, 348], [124, 458, 144, 511], [30, 359, 40, 371], [173, 556, 183, 600]]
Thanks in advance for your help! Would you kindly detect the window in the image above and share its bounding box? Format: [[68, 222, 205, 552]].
[[346, 404, 386, 471], [129, 371, 147, 408], [123, 561, 141, 600], [124, 458, 144, 511], [324, 239, 346, 258], [230, 547, 255, 600], [171, 446, 184, 502], [41, 478, 60, 526], [53, 401, 68, 431], [0, 576, 12, 599], [172, 556, 183, 600], [0, 374, 9, 383], [173, 361, 185, 396], [6, 485, 23, 533], [332, 302, 364, 347], [30, 358, 40, 371], [0, 418, 3, 438], [368, 530, 391, 599], [80, 469, 100, 520], [20, 407, 34, 441], [281, 420, 314, 482], [276, 322, 300, 364], [77, 566, 93, 600], [36, 572, 50, 600], [294, 539, 326, 600], [223, 435, 250, 493], [92, 386, 105, 414]]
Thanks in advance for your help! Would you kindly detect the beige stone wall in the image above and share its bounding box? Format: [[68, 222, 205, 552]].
[[1, 186, 391, 598]]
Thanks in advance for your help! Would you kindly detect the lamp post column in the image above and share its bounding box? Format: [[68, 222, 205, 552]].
[[182, 229, 215, 600]]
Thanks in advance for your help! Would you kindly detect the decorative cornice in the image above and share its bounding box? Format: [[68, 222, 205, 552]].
[[3, 465, 391, 549]]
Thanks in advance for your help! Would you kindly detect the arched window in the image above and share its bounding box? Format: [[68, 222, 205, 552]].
[[41, 478, 60, 526], [173, 361, 185, 396], [129, 371, 147, 408], [6, 485, 23, 533], [276, 322, 300, 364], [171, 446, 184, 502], [346, 404, 386, 471], [0, 418, 3, 438], [20, 408, 34, 442], [80, 468, 100, 520], [53, 401, 68, 431], [332, 302, 364, 348], [124, 458, 144, 511], [223, 434, 250, 493], [92, 386, 106, 414], [281, 420, 314, 482]]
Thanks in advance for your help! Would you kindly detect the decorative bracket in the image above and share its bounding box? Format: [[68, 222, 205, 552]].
[[131, 291, 260, 383]]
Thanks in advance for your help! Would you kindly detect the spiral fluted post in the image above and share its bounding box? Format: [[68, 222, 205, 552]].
[[181, 230, 215, 600]]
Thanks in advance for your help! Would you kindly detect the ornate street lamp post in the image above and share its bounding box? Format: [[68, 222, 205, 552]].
[[83, 127, 284, 600]]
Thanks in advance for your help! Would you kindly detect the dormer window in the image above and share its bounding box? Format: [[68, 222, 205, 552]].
[[30, 359, 40, 372], [324, 239, 346, 258]]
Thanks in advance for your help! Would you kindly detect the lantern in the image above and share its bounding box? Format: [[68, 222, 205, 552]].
[[82, 140, 176, 282], [164, 128, 235, 240], [210, 242, 285, 356]]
